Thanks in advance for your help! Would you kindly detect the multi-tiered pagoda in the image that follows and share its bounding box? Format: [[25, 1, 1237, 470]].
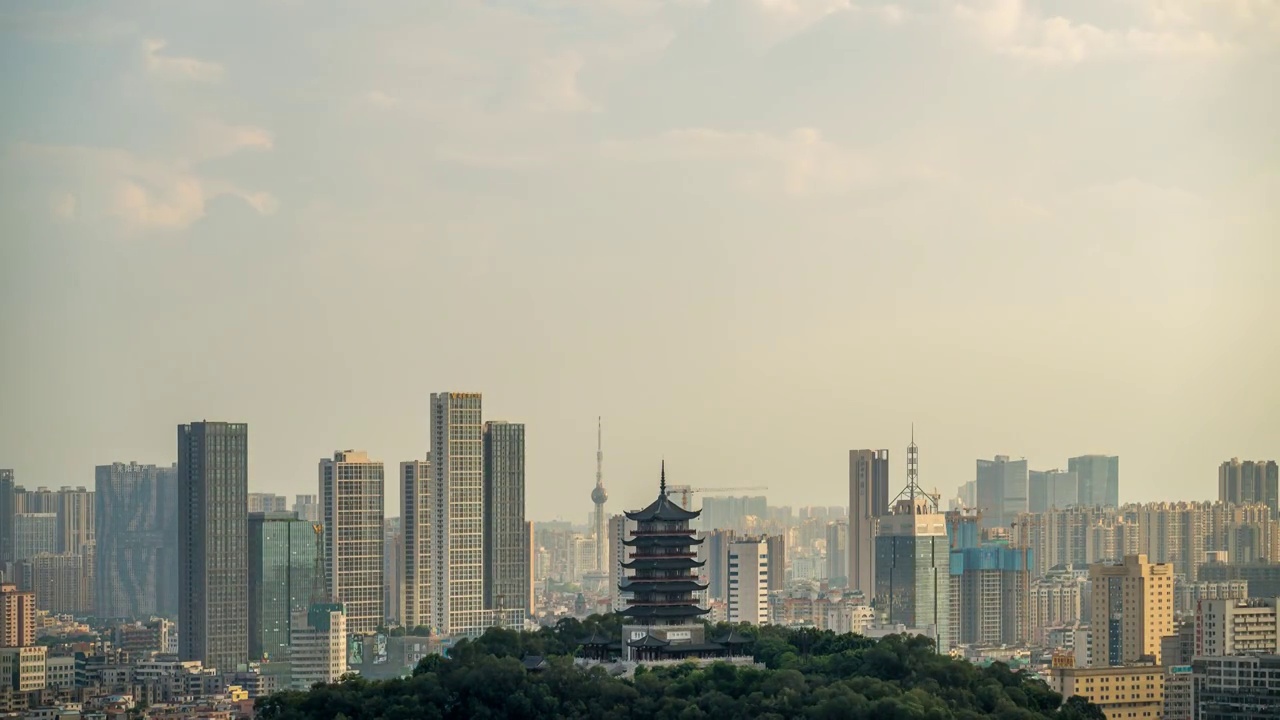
[[618, 464, 713, 661]]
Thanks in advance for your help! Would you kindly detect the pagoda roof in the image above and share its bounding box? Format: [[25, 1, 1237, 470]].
[[620, 579, 708, 593], [624, 462, 700, 522], [580, 631, 614, 646], [620, 605, 710, 619], [627, 634, 670, 649], [624, 534, 705, 547], [711, 628, 753, 645], [620, 557, 704, 570]]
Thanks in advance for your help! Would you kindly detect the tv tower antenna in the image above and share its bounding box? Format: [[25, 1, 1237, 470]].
[[591, 417, 608, 573]]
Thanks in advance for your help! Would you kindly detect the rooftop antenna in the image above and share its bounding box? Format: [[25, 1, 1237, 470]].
[[891, 424, 936, 514]]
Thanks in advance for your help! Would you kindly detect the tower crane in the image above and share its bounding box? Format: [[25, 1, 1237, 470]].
[[665, 484, 769, 510]]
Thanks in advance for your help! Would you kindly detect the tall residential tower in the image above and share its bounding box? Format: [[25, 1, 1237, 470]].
[[430, 392, 486, 636], [319, 450, 385, 635], [849, 449, 889, 597], [483, 421, 529, 622], [177, 421, 249, 671]]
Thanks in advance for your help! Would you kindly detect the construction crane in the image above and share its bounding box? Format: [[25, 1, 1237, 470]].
[[665, 484, 768, 510]]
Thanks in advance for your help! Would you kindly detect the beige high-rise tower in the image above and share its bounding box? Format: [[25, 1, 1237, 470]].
[[430, 392, 486, 636], [319, 450, 385, 635], [1089, 554, 1173, 666]]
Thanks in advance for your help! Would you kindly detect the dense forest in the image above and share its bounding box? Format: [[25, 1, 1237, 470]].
[[256, 616, 1106, 720]]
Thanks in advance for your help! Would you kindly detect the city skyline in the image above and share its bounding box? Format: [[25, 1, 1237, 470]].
[[2, 2, 1277, 524]]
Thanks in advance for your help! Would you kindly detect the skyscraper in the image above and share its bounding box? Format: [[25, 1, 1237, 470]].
[[400, 458, 431, 631], [608, 514, 635, 612], [319, 450, 385, 635], [248, 511, 319, 663], [1218, 459, 1279, 514], [0, 470, 14, 566], [727, 538, 769, 626], [1069, 455, 1120, 508], [95, 462, 179, 619], [430, 392, 485, 637], [875, 436, 951, 651], [483, 421, 529, 621], [177, 421, 249, 671], [849, 449, 890, 597], [1089, 554, 1173, 666], [975, 455, 1029, 530], [1028, 469, 1079, 513]]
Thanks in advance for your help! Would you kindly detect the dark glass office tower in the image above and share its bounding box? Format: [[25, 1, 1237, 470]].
[[482, 421, 528, 620], [0, 469, 14, 565], [178, 421, 249, 671], [248, 512, 319, 663]]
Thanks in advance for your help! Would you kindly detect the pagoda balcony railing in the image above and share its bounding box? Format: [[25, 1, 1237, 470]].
[[630, 529, 696, 536], [629, 552, 697, 559], [625, 600, 699, 607]]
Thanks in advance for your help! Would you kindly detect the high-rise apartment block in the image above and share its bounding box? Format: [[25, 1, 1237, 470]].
[[727, 538, 769, 626], [951, 545, 1032, 645], [319, 450, 385, 635], [1089, 554, 1173, 667], [400, 458, 431, 630], [1218, 458, 1279, 515], [825, 520, 848, 586], [482, 421, 529, 621], [12, 513, 57, 560], [766, 534, 787, 593], [248, 512, 319, 663], [95, 462, 179, 619], [177, 421, 249, 671], [293, 495, 321, 523], [849, 449, 889, 598], [1068, 455, 1120, 508], [430, 392, 486, 636], [27, 553, 90, 615], [248, 493, 288, 514], [976, 455, 1029, 530], [608, 514, 634, 612], [0, 583, 36, 647], [53, 486, 93, 554]]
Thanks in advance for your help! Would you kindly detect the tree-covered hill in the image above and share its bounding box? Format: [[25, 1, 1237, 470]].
[[255, 617, 1106, 720]]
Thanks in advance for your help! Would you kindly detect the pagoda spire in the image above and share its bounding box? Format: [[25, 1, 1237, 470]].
[[660, 459, 666, 494]]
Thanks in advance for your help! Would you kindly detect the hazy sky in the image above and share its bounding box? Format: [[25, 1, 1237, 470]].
[[1, 0, 1277, 522]]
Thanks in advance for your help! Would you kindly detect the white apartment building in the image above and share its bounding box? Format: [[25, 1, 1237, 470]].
[[727, 539, 769, 626], [430, 392, 486, 636], [1195, 597, 1280, 657], [319, 450, 385, 635], [290, 604, 348, 690]]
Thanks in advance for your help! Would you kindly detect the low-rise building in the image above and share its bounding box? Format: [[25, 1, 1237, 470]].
[[1046, 661, 1164, 720], [0, 646, 47, 692]]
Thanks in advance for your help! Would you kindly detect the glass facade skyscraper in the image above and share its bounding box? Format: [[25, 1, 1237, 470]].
[[875, 509, 952, 651], [1069, 454, 1120, 508], [248, 511, 319, 663]]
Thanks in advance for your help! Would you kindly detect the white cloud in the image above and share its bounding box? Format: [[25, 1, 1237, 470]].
[[143, 39, 225, 82], [188, 120, 274, 161], [13, 143, 276, 232], [954, 0, 1230, 63], [520, 52, 600, 113], [364, 90, 399, 109]]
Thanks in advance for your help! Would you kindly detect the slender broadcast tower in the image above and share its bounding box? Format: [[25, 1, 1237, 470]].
[[591, 417, 608, 573]]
